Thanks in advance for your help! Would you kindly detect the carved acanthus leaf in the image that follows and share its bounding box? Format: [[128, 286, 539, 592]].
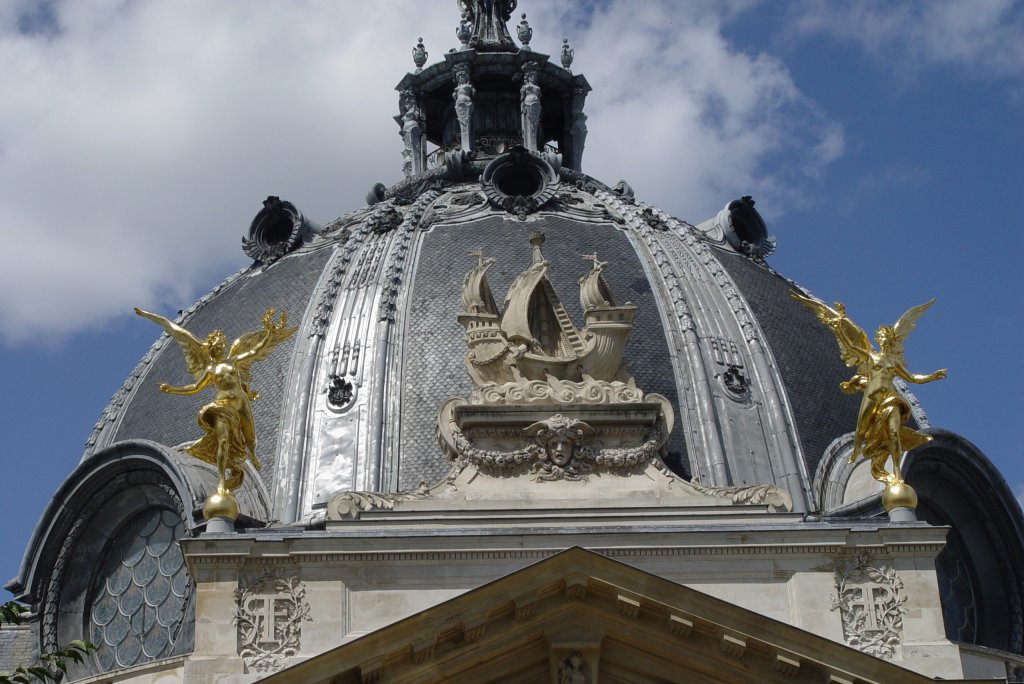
[[687, 480, 792, 510], [326, 485, 431, 521]]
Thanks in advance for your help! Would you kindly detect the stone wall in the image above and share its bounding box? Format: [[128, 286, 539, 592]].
[[0, 623, 37, 673]]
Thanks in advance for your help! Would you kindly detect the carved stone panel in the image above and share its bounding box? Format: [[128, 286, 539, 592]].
[[234, 571, 312, 673], [831, 553, 907, 659]]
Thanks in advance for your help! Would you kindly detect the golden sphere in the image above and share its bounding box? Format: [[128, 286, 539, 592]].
[[882, 482, 918, 512], [203, 490, 239, 522]]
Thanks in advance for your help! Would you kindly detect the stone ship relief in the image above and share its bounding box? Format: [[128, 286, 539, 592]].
[[326, 235, 792, 518]]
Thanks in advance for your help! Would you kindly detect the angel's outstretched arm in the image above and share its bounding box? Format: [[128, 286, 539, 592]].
[[230, 310, 294, 365], [231, 329, 272, 365], [840, 374, 867, 394], [160, 371, 213, 395], [135, 308, 194, 341], [896, 363, 947, 384]]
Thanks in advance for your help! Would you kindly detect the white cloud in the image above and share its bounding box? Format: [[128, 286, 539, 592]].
[[0, 0, 841, 344], [789, 0, 1024, 81]]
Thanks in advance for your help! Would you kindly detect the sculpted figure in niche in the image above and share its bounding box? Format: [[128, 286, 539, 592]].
[[520, 63, 542, 152], [570, 88, 588, 170], [558, 652, 587, 684], [135, 307, 296, 492], [453, 64, 475, 152], [791, 293, 946, 487]]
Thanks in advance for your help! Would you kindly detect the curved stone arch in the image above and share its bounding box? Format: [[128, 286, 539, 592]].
[[812, 432, 890, 514], [905, 429, 1024, 654], [8, 440, 269, 676]]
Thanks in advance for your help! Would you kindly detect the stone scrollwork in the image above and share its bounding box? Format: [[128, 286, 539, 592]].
[[233, 570, 312, 673], [326, 486, 430, 520], [449, 190, 483, 207], [830, 553, 908, 659], [242, 196, 316, 264], [470, 376, 644, 406], [687, 480, 792, 510], [480, 147, 560, 219]]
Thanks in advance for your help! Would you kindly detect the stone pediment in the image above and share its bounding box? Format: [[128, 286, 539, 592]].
[[261, 547, 964, 684]]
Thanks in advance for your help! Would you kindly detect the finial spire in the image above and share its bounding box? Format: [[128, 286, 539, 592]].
[[456, 0, 518, 52]]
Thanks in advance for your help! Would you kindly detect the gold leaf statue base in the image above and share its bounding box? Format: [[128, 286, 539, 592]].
[[203, 488, 239, 533], [882, 481, 918, 522]]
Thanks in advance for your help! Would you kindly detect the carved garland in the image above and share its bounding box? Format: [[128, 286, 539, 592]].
[[233, 571, 312, 673], [378, 190, 442, 321], [601, 190, 762, 346], [448, 421, 662, 483], [309, 203, 394, 337], [595, 190, 696, 335]]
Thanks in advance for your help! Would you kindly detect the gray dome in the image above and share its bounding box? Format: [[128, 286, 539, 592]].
[[84, 174, 856, 518], [11, 10, 1024, 680]]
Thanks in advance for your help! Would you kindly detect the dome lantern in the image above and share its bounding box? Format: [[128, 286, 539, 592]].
[[394, 1, 592, 176]]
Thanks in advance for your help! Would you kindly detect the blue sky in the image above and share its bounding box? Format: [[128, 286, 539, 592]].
[[1, 0, 1022, 598]]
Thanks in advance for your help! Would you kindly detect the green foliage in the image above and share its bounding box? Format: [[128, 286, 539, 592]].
[[0, 604, 25, 627], [0, 601, 96, 684]]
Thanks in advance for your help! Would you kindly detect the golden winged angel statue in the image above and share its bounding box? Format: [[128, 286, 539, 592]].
[[791, 293, 946, 491], [135, 307, 296, 495]]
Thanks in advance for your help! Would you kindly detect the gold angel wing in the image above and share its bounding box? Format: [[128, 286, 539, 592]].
[[790, 292, 872, 372], [134, 308, 209, 379], [892, 299, 935, 344], [228, 308, 298, 385]]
